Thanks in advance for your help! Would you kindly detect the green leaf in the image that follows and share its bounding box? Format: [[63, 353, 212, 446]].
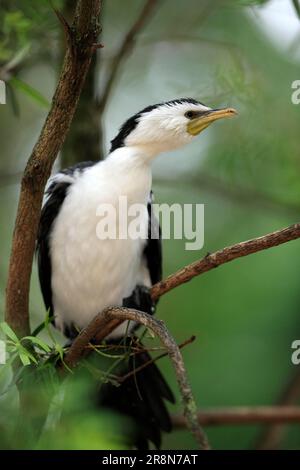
[[91, 343, 126, 359], [0, 322, 19, 343], [22, 336, 51, 353], [19, 351, 31, 366], [54, 343, 65, 362], [54, 344, 73, 374], [9, 77, 49, 108], [16, 345, 38, 365], [45, 310, 54, 326]]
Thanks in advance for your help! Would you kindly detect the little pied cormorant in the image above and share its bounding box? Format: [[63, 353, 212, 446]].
[[36, 98, 236, 449]]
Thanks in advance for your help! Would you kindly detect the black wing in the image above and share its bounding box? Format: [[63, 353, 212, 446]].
[[144, 190, 162, 285], [122, 191, 162, 314], [36, 161, 95, 318]]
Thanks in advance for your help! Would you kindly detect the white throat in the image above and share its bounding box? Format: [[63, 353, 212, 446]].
[[108, 144, 160, 165], [105, 146, 154, 204]]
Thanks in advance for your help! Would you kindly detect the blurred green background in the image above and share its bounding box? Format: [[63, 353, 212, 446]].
[[1, 0, 300, 450]]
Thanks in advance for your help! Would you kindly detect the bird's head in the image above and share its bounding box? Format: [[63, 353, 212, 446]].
[[110, 98, 237, 156]]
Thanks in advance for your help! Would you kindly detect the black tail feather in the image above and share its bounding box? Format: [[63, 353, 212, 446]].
[[97, 337, 175, 449]]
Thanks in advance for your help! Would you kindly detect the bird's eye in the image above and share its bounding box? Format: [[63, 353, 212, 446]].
[[185, 111, 197, 119]]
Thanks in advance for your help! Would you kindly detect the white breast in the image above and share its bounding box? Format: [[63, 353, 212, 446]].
[[49, 150, 152, 335]]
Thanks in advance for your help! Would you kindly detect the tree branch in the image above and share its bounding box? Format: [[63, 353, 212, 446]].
[[5, 0, 102, 338], [151, 222, 300, 300], [97, 0, 159, 114], [63, 307, 210, 450], [172, 406, 300, 428]]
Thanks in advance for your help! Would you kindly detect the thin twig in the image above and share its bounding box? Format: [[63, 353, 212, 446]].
[[117, 335, 196, 383], [172, 406, 300, 427], [63, 307, 210, 450], [97, 0, 159, 113], [86, 335, 195, 354]]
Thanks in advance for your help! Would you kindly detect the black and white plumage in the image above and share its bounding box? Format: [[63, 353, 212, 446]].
[[36, 98, 236, 449]]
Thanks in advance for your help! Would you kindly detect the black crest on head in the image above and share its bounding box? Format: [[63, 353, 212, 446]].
[[110, 98, 203, 153]]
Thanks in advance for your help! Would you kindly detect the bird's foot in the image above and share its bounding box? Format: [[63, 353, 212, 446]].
[[123, 285, 156, 316]]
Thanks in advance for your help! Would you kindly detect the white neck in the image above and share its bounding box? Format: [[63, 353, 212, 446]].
[[104, 146, 154, 204], [107, 144, 160, 166]]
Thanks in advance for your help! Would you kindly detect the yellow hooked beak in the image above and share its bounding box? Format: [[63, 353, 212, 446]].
[[187, 107, 238, 136]]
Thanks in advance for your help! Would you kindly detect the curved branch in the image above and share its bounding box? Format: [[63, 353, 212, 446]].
[[172, 406, 300, 428], [151, 222, 300, 300], [63, 306, 210, 450], [5, 0, 102, 337]]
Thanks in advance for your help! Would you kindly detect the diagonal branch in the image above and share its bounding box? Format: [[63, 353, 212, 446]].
[[97, 0, 159, 114], [5, 0, 102, 338], [151, 222, 300, 300], [63, 307, 210, 450]]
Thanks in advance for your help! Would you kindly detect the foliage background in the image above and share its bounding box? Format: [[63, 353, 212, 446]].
[[1, 0, 300, 450]]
